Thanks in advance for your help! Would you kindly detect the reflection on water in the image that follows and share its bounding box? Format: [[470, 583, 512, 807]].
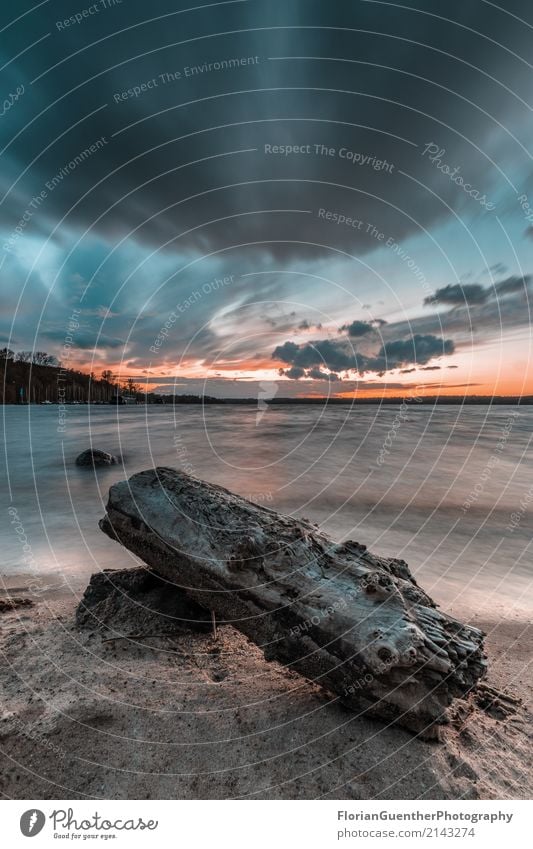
[[1, 404, 532, 613]]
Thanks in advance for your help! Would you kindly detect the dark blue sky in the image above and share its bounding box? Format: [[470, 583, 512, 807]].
[[1, 0, 532, 396]]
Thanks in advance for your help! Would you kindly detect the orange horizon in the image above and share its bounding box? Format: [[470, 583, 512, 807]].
[[74, 357, 533, 399]]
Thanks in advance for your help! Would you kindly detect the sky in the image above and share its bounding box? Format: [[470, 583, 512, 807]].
[[1, 0, 533, 398]]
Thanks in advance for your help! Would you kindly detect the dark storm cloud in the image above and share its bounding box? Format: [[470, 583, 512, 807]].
[[273, 332, 454, 378], [380, 335, 454, 365], [378, 297, 532, 353], [494, 275, 531, 296], [424, 275, 531, 307], [306, 367, 338, 381], [424, 283, 488, 306], [1, 0, 531, 262], [280, 366, 305, 380], [273, 338, 358, 372], [339, 319, 375, 337], [405, 273, 533, 345]]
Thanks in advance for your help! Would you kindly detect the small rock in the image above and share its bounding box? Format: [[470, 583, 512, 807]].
[[75, 449, 118, 467], [76, 566, 211, 634]]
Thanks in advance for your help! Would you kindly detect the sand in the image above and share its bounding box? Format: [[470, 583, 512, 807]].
[[0, 589, 531, 800]]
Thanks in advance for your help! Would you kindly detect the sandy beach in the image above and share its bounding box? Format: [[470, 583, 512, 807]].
[[1, 586, 531, 800]]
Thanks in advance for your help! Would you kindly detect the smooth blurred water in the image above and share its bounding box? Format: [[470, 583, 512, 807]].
[[1, 403, 532, 614]]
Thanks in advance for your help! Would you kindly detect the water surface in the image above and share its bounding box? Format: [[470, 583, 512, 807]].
[[2, 404, 531, 615]]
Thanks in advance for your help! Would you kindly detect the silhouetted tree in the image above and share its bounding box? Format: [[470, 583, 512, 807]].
[[32, 351, 58, 366]]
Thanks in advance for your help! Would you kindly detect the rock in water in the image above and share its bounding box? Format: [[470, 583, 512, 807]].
[[76, 449, 118, 467], [98, 468, 487, 737]]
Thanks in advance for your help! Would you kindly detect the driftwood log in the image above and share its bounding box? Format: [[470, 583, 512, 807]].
[[98, 467, 486, 737]]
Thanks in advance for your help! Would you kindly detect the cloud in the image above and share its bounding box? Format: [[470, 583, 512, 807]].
[[2, 0, 528, 266], [339, 320, 376, 337], [383, 273, 532, 349], [273, 332, 454, 378], [2, 1, 531, 396], [488, 263, 507, 276], [306, 367, 339, 380], [280, 366, 306, 380], [424, 283, 488, 306], [273, 338, 358, 372], [380, 335, 454, 365], [494, 275, 531, 296], [424, 276, 531, 307]]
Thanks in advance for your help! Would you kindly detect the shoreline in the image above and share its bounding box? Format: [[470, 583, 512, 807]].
[[1, 398, 532, 405], [1, 593, 531, 800]]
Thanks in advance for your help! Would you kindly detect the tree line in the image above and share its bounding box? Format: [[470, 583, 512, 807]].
[[0, 348, 142, 404], [1, 347, 59, 366]]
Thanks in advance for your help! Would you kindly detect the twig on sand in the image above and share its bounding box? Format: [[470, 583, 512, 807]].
[[473, 682, 522, 719], [102, 632, 177, 643]]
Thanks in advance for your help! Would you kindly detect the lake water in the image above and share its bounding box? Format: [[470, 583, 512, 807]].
[[1, 404, 532, 616]]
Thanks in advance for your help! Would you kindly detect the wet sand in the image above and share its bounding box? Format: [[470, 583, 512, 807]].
[[0, 590, 531, 800]]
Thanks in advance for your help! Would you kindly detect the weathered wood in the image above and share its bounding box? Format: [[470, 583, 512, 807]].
[[98, 467, 487, 737]]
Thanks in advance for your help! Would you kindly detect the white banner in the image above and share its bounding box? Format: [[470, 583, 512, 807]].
[[2, 800, 531, 848]]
